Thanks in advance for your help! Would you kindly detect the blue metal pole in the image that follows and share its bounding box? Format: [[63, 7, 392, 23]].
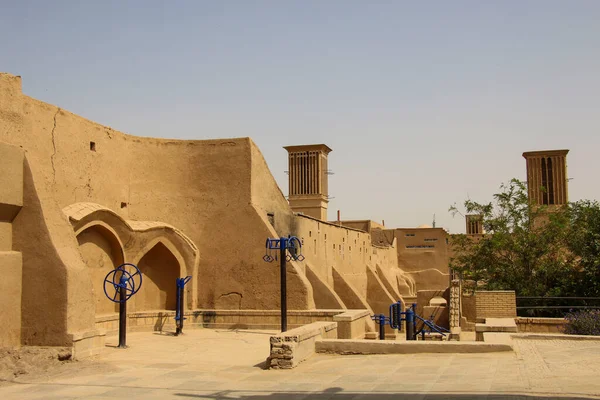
[[175, 278, 182, 335], [280, 237, 287, 332], [118, 276, 127, 348], [379, 314, 385, 340], [405, 308, 415, 341]]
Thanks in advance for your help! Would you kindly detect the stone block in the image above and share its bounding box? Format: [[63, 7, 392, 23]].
[[266, 321, 337, 369]]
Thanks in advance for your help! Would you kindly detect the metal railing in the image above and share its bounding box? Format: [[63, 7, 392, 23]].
[[516, 297, 600, 317]]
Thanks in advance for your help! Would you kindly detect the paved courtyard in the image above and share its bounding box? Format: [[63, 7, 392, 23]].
[[1, 329, 600, 399]]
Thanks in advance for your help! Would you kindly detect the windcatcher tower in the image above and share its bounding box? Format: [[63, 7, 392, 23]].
[[284, 144, 332, 220], [465, 214, 484, 235], [522, 150, 569, 206]]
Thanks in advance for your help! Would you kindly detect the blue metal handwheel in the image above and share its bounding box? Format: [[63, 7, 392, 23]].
[[103, 263, 143, 303]]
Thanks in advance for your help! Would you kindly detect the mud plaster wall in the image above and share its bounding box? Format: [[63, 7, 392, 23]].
[[395, 228, 450, 291], [0, 72, 428, 346], [291, 216, 403, 303], [77, 225, 122, 315], [0, 73, 316, 346]]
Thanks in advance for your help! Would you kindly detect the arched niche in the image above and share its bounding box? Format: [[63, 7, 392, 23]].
[[76, 223, 125, 315], [135, 242, 181, 311]]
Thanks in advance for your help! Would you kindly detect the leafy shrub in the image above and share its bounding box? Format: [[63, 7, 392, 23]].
[[563, 309, 600, 335]]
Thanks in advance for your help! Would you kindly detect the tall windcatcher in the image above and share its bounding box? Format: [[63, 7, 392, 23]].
[[465, 214, 484, 235], [284, 144, 332, 220], [522, 150, 569, 206]]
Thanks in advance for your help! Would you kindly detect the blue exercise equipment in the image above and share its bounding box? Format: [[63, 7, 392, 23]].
[[371, 301, 449, 340], [103, 263, 143, 303], [175, 276, 192, 335], [103, 263, 143, 348]]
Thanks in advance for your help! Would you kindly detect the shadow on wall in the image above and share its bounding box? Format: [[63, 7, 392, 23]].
[[77, 224, 123, 315], [153, 312, 169, 332], [138, 242, 180, 311], [14, 160, 70, 346], [172, 389, 594, 399]]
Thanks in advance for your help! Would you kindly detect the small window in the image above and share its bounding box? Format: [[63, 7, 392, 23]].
[[90, 141, 96, 151], [406, 233, 415, 237], [309, 231, 312, 237]]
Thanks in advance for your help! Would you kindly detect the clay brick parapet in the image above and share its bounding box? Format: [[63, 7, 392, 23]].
[[475, 291, 517, 321], [266, 321, 337, 369], [333, 309, 370, 339], [515, 317, 567, 333]]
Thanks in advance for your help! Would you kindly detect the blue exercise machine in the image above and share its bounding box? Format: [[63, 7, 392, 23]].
[[371, 301, 449, 340], [175, 276, 192, 335], [103, 263, 143, 348]]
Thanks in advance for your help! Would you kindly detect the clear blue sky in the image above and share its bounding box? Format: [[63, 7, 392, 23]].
[[2, 1, 599, 233]]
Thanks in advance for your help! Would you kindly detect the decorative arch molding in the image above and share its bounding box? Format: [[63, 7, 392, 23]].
[[74, 220, 126, 265], [63, 202, 200, 309]]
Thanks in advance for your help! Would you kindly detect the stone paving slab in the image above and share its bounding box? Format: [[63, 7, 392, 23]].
[[1, 330, 600, 399]]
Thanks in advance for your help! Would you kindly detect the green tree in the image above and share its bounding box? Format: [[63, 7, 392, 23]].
[[565, 200, 600, 297], [449, 178, 575, 297]]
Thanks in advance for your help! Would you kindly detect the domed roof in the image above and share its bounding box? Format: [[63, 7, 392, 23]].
[[416, 224, 432, 229]]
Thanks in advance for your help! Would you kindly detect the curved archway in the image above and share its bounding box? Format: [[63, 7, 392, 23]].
[[135, 242, 180, 311], [76, 224, 125, 315]]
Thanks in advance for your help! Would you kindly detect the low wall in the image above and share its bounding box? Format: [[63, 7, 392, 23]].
[[475, 291, 516, 321], [315, 339, 513, 354], [515, 317, 567, 334], [333, 310, 370, 339], [266, 321, 337, 369], [95, 309, 362, 336]]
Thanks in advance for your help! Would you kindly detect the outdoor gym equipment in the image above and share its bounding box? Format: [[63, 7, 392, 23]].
[[414, 308, 450, 340], [262, 236, 304, 332], [389, 301, 415, 340], [371, 314, 390, 340], [103, 263, 143, 348], [372, 301, 450, 340], [175, 276, 192, 336]]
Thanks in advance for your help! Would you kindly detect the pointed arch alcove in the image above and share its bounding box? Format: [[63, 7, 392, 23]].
[[131, 238, 187, 312], [75, 222, 125, 316]]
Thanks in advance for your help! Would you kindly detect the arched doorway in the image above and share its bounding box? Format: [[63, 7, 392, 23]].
[[136, 242, 180, 311], [77, 224, 124, 315]]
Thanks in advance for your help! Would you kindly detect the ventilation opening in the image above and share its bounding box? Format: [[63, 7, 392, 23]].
[[90, 141, 96, 151], [267, 213, 275, 227], [120, 202, 127, 208]]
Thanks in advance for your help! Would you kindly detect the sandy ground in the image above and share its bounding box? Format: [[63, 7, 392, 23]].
[[0, 346, 115, 387]]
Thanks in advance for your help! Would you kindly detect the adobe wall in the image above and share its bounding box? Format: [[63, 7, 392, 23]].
[[0, 142, 24, 347], [0, 73, 315, 346], [395, 228, 450, 291], [248, 144, 406, 312], [0, 72, 424, 347], [292, 216, 400, 300]]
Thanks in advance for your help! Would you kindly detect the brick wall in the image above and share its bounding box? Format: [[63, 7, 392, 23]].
[[475, 291, 516, 320]]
